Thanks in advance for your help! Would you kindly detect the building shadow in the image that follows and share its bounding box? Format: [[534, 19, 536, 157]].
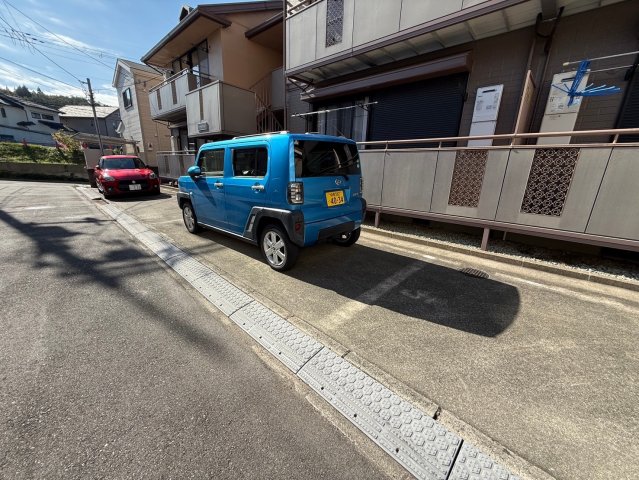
[[0, 209, 228, 360]]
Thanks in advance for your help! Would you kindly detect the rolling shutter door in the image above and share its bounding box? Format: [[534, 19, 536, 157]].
[[368, 73, 468, 144]]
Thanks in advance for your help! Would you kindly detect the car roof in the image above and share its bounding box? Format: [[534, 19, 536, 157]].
[[101, 155, 141, 159], [198, 132, 356, 151]]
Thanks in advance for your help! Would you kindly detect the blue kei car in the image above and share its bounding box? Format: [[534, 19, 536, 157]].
[[177, 132, 366, 271]]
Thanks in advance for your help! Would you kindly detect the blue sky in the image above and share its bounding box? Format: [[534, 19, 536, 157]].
[[0, 0, 238, 106]]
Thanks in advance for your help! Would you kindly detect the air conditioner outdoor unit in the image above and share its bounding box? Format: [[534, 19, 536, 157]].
[[197, 121, 209, 133]]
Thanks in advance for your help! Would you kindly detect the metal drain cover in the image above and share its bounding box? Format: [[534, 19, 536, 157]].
[[459, 267, 489, 279]]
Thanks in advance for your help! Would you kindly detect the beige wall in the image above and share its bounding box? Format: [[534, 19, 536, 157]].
[[220, 11, 282, 90]]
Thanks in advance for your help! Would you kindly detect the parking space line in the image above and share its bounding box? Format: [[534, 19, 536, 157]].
[[326, 263, 423, 330]]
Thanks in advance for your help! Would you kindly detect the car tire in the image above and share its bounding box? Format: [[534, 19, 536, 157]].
[[260, 224, 299, 272], [333, 227, 361, 247], [182, 202, 202, 233]]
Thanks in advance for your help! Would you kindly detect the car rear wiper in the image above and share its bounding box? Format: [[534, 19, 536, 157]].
[[315, 157, 359, 180]]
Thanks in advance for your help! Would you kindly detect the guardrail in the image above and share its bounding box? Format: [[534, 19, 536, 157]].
[[358, 128, 639, 252]]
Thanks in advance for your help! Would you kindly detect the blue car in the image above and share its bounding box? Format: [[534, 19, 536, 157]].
[[177, 132, 366, 271]]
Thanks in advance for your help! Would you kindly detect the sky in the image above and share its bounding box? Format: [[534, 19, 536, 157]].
[[0, 0, 240, 106]]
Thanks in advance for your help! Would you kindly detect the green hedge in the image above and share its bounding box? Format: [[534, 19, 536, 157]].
[[0, 142, 84, 164]]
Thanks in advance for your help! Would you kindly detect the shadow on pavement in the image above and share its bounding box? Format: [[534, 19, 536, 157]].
[[0, 209, 228, 360], [188, 229, 521, 337]]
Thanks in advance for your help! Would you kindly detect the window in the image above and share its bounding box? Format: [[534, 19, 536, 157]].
[[122, 88, 133, 109], [326, 0, 344, 47], [101, 157, 145, 169], [232, 148, 268, 177], [293, 140, 360, 178], [1, 107, 5, 117], [31, 112, 42, 119], [198, 149, 225, 176], [42, 114, 54, 121]]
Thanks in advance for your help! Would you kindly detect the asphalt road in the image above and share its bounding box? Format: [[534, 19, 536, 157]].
[[100, 184, 639, 480], [0, 180, 399, 479]]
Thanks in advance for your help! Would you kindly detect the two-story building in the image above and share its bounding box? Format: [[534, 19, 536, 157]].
[[140, 1, 284, 155], [285, 0, 638, 143], [112, 59, 173, 165], [285, 0, 639, 256], [0, 93, 64, 146]]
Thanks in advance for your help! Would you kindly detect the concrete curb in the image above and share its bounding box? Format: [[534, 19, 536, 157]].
[[363, 227, 639, 293]]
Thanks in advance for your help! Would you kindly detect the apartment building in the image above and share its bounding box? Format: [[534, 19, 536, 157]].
[[140, 1, 284, 153], [285, 0, 639, 143]]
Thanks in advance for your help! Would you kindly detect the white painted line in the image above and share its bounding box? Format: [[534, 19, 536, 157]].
[[496, 272, 639, 315], [23, 205, 54, 210], [326, 263, 423, 330]]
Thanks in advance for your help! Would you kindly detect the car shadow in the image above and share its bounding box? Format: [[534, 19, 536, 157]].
[[108, 192, 173, 202], [187, 230, 521, 337]]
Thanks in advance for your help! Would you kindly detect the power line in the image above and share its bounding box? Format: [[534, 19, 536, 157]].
[[0, 54, 81, 90], [4, 0, 114, 68]]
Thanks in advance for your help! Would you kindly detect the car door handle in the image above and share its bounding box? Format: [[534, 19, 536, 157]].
[[251, 184, 265, 192], [214, 182, 224, 188]]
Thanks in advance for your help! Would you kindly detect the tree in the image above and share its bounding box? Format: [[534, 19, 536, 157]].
[[14, 85, 31, 97]]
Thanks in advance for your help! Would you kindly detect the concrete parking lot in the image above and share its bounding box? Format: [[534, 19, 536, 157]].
[[104, 184, 639, 480], [2, 180, 638, 480]]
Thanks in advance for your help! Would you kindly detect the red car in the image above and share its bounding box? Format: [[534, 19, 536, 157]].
[[95, 155, 160, 198]]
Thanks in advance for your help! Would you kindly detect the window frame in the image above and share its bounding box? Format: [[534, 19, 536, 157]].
[[122, 87, 133, 109], [197, 148, 225, 177], [31, 111, 42, 119], [231, 146, 269, 178]]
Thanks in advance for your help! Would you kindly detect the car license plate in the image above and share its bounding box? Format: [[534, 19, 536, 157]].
[[326, 190, 345, 207], [129, 184, 142, 191]]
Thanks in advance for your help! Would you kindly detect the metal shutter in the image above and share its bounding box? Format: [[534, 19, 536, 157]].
[[368, 73, 468, 145]]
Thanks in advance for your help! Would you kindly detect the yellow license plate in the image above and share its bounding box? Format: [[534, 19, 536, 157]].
[[326, 190, 345, 207]]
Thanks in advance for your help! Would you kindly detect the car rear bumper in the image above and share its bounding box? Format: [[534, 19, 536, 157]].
[[304, 214, 362, 246]]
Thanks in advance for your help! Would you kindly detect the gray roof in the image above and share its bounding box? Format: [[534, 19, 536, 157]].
[[118, 59, 158, 74], [0, 93, 59, 112], [59, 105, 119, 118]]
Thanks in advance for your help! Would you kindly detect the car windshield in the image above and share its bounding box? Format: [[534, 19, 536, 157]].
[[293, 140, 360, 178], [102, 157, 145, 169]]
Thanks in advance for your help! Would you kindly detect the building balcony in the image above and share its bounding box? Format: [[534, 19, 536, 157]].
[[285, 0, 619, 83], [185, 81, 257, 137], [149, 69, 202, 122]]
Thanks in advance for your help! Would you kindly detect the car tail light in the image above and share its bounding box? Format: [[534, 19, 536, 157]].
[[288, 182, 304, 204]]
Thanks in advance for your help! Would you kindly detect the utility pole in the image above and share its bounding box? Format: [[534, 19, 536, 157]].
[[86, 78, 104, 155]]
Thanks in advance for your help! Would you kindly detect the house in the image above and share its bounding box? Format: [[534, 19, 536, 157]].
[[285, 0, 639, 142], [112, 59, 173, 165], [59, 105, 121, 138], [140, 1, 284, 153], [0, 93, 63, 146]]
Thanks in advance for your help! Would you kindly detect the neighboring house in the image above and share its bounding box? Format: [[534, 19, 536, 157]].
[[112, 59, 172, 165], [59, 105, 121, 138], [285, 0, 639, 142], [0, 93, 63, 146], [140, 1, 284, 152]]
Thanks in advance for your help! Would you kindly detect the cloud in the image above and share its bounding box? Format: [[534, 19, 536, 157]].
[[40, 32, 120, 58]]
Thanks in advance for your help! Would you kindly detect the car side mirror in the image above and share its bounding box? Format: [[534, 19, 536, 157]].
[[187, 165, 202, 177]]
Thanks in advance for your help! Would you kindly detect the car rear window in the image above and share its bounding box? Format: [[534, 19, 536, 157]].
[[102, 157, 145, 169], [293, 140, 360, 178]]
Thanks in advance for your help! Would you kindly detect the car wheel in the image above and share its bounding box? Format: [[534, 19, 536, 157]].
[[182, 202, 201, 233], [260, 224, 299, 271], [333, 227, 361, 247]]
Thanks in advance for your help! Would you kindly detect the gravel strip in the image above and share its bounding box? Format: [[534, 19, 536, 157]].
[[364, 219, 639, 283]]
